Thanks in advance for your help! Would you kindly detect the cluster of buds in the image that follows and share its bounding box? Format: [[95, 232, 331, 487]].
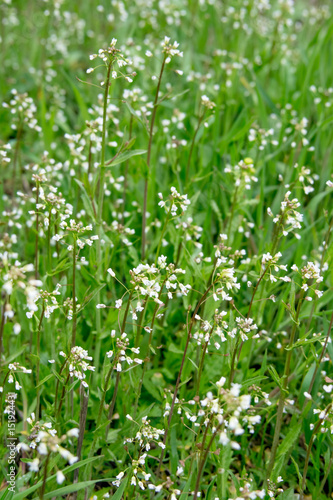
[[112, 415, 165, 492], [267, 191, 303, 239], [59, 346, 95, 388], [248, 125, 278, 150], [87, 38, 135, 83], [214, 266, 240, 301], [2, 89, 41, 132], [289, 261, 324, 300], [193, 310, 228, 349], [224, 158, 258, 190], [27, 284, 62, 319], [17, 414, 79, 480], [228, 317, 259, 342], [158, 186, 191, 216], [161, 37, 183, 62], [53, 219, 98, 250], [113, 332, 143, 371], [201, 94, 216, 110], [261, 251, 291, 284]]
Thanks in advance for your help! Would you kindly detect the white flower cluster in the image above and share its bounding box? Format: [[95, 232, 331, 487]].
[[0, 143, 11, 165], [2, 363, 32, 392], [60, 346, 95, 388], [158, 186, 190, 216], [224, 158, 258, 190], [17, 414, 79, 480], [267, 191, 303, 239], [87, 38, 135, 83], [2, 89, 41, 132], [112, 415, 165, 492], [161, 36, 183, 63]]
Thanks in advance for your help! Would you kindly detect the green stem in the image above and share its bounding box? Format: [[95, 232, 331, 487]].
[[71, 237, 77, 347], [155, 204, 172, 265], [94, 60, 113, 374], [39, 452, 51, 500], [36, 303, 45, 420], [266, 289, 304, 479], [35, 181, 40, 279], [300, 405, 331, 500], [0, 295, 7, 369], [56, 373, 70, 419], [227, 185, 239, 240], [141, 55, 167, 260], [157, 283, 215, 474], [195, 324, 214, 397], [135, 299, 148, 348], [122, 115, 133, 225], [193, 423, 222, 500]]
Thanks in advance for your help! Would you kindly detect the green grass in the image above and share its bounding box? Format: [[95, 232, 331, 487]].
[[1, 1, 333, 499]]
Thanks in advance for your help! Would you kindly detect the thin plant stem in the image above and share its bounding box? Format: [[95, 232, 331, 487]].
[[35, 181, 40, 279], [104, 292, 133, 439], [155, 204, 172, 265], [12, 120, 22, 193], [307, 310, 333, 398], [106, 371, 120, 433], [73, 384, 89, 493], [229, 236, 280, 386], [299, 404, 332, 500], [135, 299, 148, 348], [193, 423, 222, 500], [39, 452, 51, 500], [227, 185, 239, 240], [94, 59, 113, 374], [0, 295, 7, 369], [318, 451, 333, 497], [56, 373, 70, 419], [71, 237, 77, 347], [157, 282, 215, 474], [133, 278, 167, 416], [36, 303, 45, 420], [266, 289, 304, 479], [195, 324, 214, 397], [89, 357, 117, 456], [122, 115, 133, 225], [305, 215, 333, 333], [46, 208, 52, 278], [141, 55, 167, 260], [185, 110, 205, 184], [54, 358, 68, 410]]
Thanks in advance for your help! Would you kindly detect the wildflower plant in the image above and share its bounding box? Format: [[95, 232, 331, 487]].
[[1, 1, 333, 499]]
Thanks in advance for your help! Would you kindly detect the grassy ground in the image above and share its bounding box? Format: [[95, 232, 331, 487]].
[[1, 1, 333, 499]]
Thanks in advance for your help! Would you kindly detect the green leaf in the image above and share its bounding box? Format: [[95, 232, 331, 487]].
[[276, 488, 296, 500], [47, 258, 71, 277], [268, 365, 283, 390], [169, 342, 184, 354], [74, 179, 96, 221], [105, 149, 147, 167], [109, 478, 127, 500], [285, 334, 326, 350], [35, 373, 54, 388], [272, 423, 302, 481], [39, 479, 115, 499]]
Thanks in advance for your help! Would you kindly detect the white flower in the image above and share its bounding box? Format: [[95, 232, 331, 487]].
[[56, 470, 65, 484], [107, 268, 116, 277], [67, 428, 79, 438], [28, 458, 40, 472]]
